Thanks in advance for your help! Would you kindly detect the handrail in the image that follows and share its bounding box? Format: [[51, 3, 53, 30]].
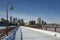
[[0, 27, 18, 40]]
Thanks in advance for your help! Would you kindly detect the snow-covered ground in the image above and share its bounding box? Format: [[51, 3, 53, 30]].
[[19, 26, 60, 40], [0, 26, 6, 29], [0, 26, 17, 29], [1, 26, 60, 40]]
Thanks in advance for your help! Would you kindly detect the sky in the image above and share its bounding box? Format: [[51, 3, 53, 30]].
[[0, 0, 60, 24]]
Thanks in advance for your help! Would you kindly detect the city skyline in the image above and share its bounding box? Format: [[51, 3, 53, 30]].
[[0, 0, 60, 24]]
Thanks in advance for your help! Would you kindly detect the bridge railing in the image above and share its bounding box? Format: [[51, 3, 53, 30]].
[[0, 27, 18, 40]]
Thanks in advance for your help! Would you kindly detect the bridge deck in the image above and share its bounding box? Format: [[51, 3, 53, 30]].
[[15, 26, 60, 40]]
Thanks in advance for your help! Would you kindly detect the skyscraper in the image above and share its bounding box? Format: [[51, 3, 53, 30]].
[[29, 21, 35, 25], [10, 16, 12, 22], [37, 17, 42, 25]]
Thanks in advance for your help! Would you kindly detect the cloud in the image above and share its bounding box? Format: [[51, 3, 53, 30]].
[[0, 11, 60, 24], [8, 12, 37, 22]]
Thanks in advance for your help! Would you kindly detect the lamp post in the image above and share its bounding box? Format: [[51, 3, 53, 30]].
[[6, 0, 14, 36]]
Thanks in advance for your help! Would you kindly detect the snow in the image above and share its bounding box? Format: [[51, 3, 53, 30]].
[[0, 26, 60, 40], [0, 26, 6, 29], [20, 26, 60, 40]]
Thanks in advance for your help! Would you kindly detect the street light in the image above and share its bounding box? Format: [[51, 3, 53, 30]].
[[6, 0, 14, 36], [10, 6, 14, 10]]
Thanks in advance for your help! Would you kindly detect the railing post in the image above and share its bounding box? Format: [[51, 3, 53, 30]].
[[46, 27, 47, 30], [55, 27, 56, 32], [54, 25, 56, 32]]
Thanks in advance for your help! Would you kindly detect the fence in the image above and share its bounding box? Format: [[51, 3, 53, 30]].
[[30, 25, 60, 33], [41, 27, 60, 33], [0, 27, 18, 40]]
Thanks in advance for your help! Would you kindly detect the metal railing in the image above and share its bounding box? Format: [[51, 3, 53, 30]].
[[30, 25, 60, 33], [41, 27, 60, 32], [0, 27, 18, 40]]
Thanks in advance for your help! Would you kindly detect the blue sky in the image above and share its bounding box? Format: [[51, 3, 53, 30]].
[[0, 0, 60, 24]]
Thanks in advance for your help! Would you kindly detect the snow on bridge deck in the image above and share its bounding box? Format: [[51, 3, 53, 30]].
[[15, 26, 60, 40]]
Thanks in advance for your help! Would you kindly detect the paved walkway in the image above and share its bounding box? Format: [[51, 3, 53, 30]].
[[15, 26, 60, 40], [21, 26, 60, 40]]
